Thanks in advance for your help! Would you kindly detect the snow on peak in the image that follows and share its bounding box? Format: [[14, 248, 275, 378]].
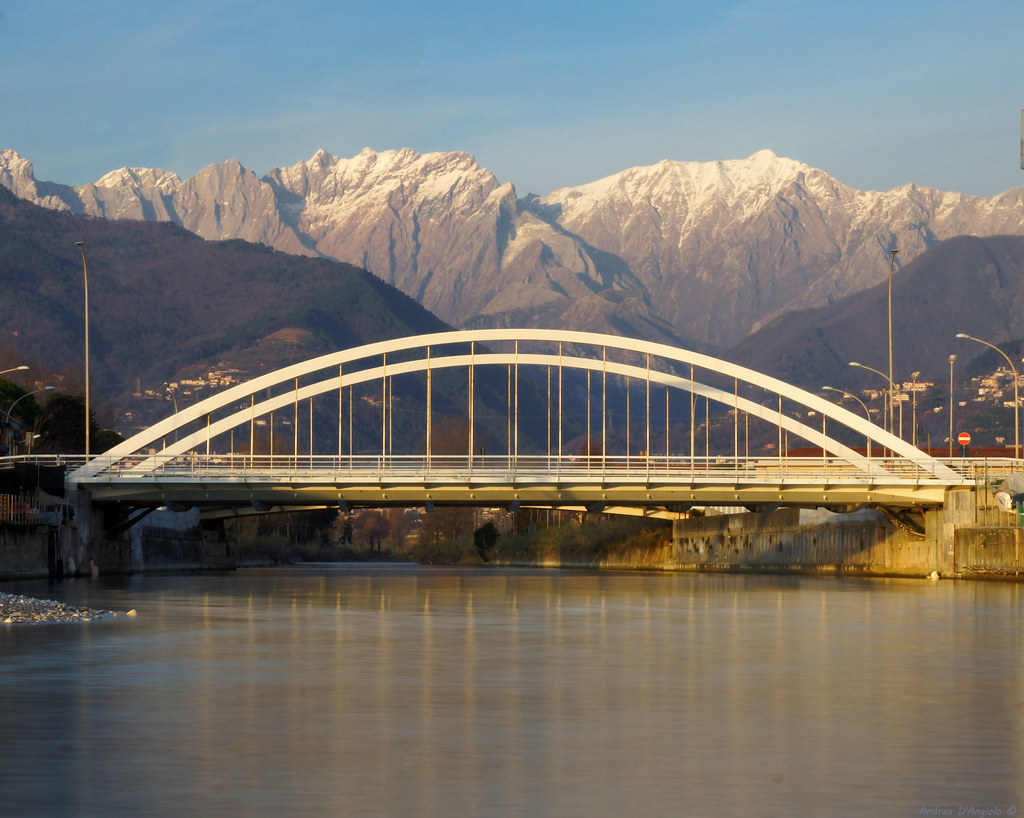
[[0, 147, 32, 171], [93, 166, 181, 193], [265, 147, 500, 227], [541, 150, 826, 223]]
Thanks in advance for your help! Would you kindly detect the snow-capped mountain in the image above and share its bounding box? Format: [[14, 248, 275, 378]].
[[260, 148, 635, 326], [3, 146, 1024, 350], [534, 150, 1024, 346]]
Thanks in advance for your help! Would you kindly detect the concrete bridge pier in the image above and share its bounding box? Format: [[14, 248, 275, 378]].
[[67, 487, 102, 577], [66, 487, 228, 575]]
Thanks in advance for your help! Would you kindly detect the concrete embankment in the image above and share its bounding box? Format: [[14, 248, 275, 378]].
[[1, 504, 233, 580], [4, 487, 1022, 581], [499, 488, 1024, 580], [663, 504, 1017, 578]]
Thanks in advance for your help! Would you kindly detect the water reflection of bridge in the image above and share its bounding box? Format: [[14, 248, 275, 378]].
[[61, 329, 1008, 522]]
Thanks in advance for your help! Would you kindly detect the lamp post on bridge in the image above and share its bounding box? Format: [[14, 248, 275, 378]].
[[887, 248, 898, 441], [910, 371, 920, 449], [849, 361, 894, 435], [75, 241, 91, 460], [955, 333, 1020, 458], [948, 354, 956, 458], [823, 386, 871, 460]]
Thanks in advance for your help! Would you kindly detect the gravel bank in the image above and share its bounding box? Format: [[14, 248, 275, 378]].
[[1, 592, 136, 625]]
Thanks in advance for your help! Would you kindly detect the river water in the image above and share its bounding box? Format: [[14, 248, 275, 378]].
[[1, 565, 1022, 817]]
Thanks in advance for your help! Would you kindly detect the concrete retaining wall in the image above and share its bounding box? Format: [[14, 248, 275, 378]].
[[665, 487, 1022, 578], [2, 500, 229, 579], [670, 507, 939, 576], [503, 488, 1023, 580], [0, 524, 54, 579], [955, 527, 1023, 577]]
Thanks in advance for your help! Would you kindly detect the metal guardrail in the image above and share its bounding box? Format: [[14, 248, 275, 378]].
[[4, 453, 1019, 500], [54, 453, 1023, 486], [0, 454, 87, 471]]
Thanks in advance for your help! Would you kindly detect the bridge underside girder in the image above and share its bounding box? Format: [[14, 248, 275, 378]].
[[83, 477, 949, 519], [191, 503, 691, 522]]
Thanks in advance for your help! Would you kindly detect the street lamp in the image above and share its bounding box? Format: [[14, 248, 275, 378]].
[[887, 248, 898, 438], [3, 386, 54, 454], [849, 361, 895, 434], [823, 385, 872, 460], [75, 241, 90, 460], [955, 333, 1020, 458], [7, 385, 55, 416], [0, 366, 29, 378], [948, 354, 957, 457], [910, 371, 921, 448]]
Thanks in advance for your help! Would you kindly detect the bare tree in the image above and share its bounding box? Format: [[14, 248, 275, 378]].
[[387, 507, 411, 551], [422, 417, 475, 543], [354, 509, 391, 551]]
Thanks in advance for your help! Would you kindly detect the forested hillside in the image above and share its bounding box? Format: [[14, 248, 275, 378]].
[[0, 186, 452, 437]]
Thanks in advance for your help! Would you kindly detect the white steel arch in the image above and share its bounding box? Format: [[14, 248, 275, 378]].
[[73, 329, 957, 482]]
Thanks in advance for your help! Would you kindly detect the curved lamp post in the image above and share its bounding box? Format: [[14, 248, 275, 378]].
[[948, 354, 957, 457], [0, 366, 29, 378], [849, 361, 895, 435], [823, 385, 871, 460], [956, 333, 1020, 458], [3, 386, 54, 454], [75, 241, 90, 460]]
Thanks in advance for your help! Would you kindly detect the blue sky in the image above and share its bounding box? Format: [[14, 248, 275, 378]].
[[2, 0, 1022, 196]]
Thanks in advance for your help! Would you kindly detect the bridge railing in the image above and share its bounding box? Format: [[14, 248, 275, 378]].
[[6, 452, 1020, 484], [65, 453, 1021, 485], [0, 454, 87, 471]]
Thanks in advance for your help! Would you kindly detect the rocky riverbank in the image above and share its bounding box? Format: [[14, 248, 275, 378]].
[[1, 592, 136, 625]]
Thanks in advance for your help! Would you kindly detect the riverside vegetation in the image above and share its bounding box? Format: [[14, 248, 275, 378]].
[[225, 508, 671, 569]]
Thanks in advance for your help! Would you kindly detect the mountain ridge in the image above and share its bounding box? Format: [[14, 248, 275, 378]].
[[4, 146, 1024, 351]]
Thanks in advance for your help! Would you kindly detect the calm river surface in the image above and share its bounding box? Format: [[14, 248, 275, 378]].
[[1, 565, 1022, 817]]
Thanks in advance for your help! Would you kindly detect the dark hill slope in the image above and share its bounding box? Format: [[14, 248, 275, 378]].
[[0, 185, 448, 407], [726, 235, 1024, 390]]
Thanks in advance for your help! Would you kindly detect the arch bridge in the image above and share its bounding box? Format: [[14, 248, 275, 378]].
[[69, 329, 996, 526]]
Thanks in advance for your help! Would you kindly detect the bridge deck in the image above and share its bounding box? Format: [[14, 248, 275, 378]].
[[52, 454, 1018, 512]]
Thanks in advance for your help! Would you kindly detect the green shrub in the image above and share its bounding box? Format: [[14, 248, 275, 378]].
[[493, 515, 670, 565], [411, 534, 478, 565]]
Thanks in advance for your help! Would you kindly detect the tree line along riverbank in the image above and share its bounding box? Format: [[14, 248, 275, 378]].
[[222, 511, 672, 569]]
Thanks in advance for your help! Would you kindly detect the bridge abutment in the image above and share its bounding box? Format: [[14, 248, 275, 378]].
[[669, 506, 935, 576], [64, 490, 219, 576], [667, 488, 1022, 578]]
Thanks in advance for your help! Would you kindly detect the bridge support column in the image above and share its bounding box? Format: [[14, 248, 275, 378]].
[[67, 488, 101, 577]]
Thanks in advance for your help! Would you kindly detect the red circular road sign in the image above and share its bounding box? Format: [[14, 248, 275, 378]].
[[957, 432, 972, 446]]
